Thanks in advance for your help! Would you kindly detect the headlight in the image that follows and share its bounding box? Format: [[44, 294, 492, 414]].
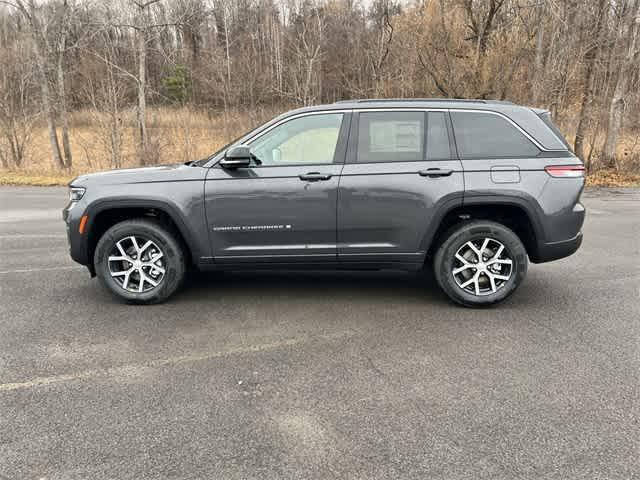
[[69, 187, 86, 202]]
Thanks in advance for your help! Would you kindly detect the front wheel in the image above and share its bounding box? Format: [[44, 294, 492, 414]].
[[94, 219, 186, 304], [433, 221, 528, 307]]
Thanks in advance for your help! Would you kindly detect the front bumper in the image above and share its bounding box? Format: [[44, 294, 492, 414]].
[[62, 202, 91, 268]]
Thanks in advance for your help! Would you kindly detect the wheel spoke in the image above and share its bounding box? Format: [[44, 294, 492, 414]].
[[493, 274, 510, 281], [473, 274, 480, 295], [479, 238, 490, 257], [122, 270, 132, 290], [493, 244, 505, 260], [108, 255, 129, 263], [142, 272, 158, 287], [459, 273, 477, 289], [130, 236, 140, 253], [139, 240, 153, 255], [487, 273, 497, 293], [465, 241, 481, 257], [116, 242, 128, 258], [111, 268, 131, 277], [488, 258, 512, 266], [453, 264, 473, 275], [455, 253, 470, 264]]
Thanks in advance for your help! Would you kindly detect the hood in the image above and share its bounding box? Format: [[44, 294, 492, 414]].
[[70, 163, 198, 186]]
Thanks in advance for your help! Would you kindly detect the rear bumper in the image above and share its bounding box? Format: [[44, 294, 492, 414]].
[[532, 231, 583, 263]]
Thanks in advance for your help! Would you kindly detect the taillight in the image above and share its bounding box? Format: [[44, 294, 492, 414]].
[[544, 165, 585, 178]]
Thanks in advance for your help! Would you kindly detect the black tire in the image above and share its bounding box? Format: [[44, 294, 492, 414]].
[[433, 220, 528, 307], [94, 219, 186, 304]]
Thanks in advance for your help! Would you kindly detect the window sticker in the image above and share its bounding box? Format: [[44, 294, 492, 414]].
[[369, 120, 421, 153]]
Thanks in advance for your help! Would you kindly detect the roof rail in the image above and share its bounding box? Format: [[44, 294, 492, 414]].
[[333, 98, 513, 105]]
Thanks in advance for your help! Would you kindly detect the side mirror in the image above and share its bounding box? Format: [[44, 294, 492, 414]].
[[220, 145, 252, 169]]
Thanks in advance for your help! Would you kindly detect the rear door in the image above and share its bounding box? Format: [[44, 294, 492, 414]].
[[337, 110, 464, 266], [205, 111, 350, 264]]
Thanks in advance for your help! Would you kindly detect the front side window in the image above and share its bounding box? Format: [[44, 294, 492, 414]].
[[451, 112, 540, 158], [357, 111, 425, 163], [249, 113, 343, 165]]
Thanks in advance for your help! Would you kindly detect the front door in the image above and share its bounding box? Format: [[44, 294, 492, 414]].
[[337, 110, 464, 266], [205, 112, 350, 265]]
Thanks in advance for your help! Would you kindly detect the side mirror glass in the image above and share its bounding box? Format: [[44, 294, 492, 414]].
[[220, 145, 252, 169]]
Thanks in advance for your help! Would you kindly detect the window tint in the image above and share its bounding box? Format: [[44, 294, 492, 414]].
[[539, 111, 571, 150], [451, 112, 539, 158], [357, 112, 424, 163], [426, 112, 451, 160], [250, 113, 343, 165]]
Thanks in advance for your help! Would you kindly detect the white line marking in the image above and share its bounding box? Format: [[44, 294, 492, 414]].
[[0, 266, 83, 275], [0, 331, 355, 392], [0, 234, 67, 239]]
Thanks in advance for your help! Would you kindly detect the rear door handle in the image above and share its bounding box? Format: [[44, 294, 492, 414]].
[[418, 168, 454, 178], [299, 172, 332, 182]]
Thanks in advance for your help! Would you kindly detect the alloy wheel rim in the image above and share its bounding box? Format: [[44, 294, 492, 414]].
[[108, 236, 166, 293], [452, 237, 514, 296]]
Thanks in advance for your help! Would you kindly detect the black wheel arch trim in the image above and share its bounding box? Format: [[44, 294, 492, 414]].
[[84, 197, 202, 264], [423, 193, 547, 262]]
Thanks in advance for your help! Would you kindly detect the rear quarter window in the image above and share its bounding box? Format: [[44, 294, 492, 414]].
[[539, 111, 572, 150], [451, 112, 540, 159]]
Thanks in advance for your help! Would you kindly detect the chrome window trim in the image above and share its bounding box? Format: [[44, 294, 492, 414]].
[[356, 107, 561, 152], [205, 106, 563, 167]]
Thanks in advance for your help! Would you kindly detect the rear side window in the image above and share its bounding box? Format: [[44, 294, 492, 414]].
[[451, 112, 539, 158], [357, 111, 424, 163]]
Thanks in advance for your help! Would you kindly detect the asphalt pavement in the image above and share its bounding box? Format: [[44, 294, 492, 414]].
[[0, 186, 638, 479]]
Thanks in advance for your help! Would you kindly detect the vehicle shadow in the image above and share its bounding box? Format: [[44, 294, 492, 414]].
[[176, 269, 449, 305]]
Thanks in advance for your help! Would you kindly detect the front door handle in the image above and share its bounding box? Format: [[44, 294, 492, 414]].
[[418, 168, 454, 178], [299, 172, 332, 182]]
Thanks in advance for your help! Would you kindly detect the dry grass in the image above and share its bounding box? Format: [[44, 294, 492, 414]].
[[585, 169, 640, 187], [1, 107, 283, 178], [0, 170, 74, 186], [1, 107, 639, 187]]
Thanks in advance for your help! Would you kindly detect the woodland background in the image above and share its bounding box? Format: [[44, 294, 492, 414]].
[[0, 0, 639, 184]]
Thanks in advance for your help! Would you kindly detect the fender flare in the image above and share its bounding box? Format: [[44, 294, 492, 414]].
[[85, 197, 202, 262], [420, 193, 546, 259]]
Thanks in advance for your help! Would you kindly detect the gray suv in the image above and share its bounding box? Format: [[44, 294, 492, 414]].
[[63, 99, 585, 307]]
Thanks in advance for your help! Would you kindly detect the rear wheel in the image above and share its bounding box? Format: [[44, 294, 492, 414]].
[[434, 220, 528, 307], [94, 219, 186, 304]]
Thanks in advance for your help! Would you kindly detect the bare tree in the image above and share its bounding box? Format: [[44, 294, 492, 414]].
[[1, 0, 66, 168], [574, 0, 609, 160], [0, 42, 37, 168], [603, 0, 640, 168]]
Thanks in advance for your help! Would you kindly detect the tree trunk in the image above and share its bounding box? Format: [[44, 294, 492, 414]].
[[35, 49, 64, 169], [574, 0, 608, 160], [56, 32, 72, 169], [137, 27, 148, 166], [27, 10, 64, 170], [531, 0, 546, 105], [603, 0, 640, 168]]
